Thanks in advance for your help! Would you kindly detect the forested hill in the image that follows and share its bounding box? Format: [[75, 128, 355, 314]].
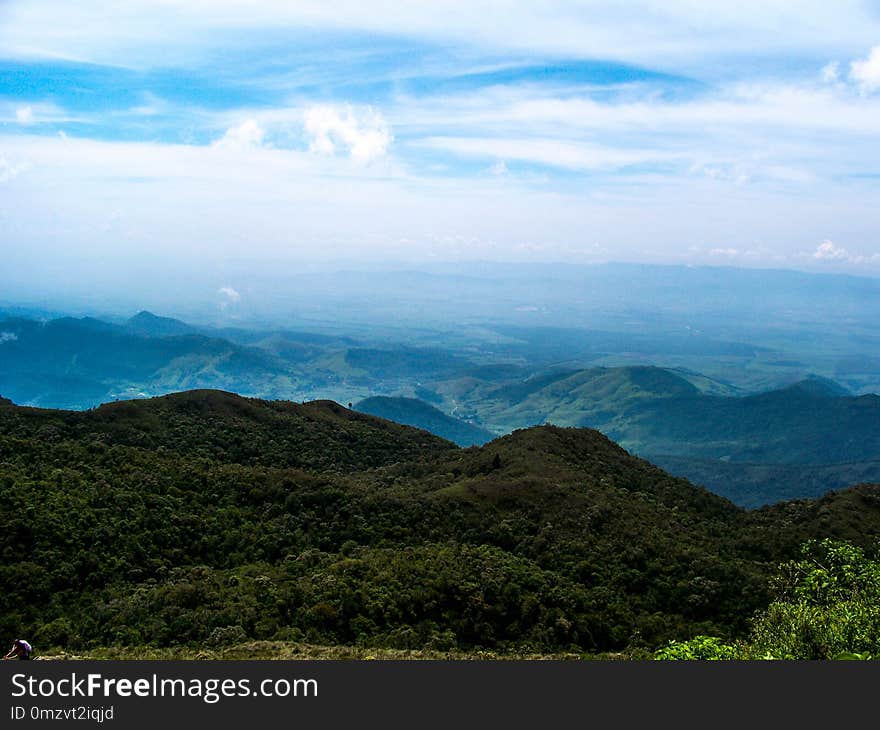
[[1, 389, 879, 655], [0, 389, 454, 470], [461, 366, 880, 505]]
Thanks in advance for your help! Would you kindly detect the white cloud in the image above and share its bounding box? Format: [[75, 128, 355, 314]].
[[813, 240, 849, 260], [810, 239, 880, 264], [15, 106, 34, 125], [304, 105, 391, 163], [0, 332, 18, 344], [850, 46, 880, 94], [212, 119, 266, 150], [218, 286, 241, 302]]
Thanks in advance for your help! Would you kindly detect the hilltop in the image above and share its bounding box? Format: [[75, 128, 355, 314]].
[[0, 389, 453, 470], [126, 310, 197, 338]]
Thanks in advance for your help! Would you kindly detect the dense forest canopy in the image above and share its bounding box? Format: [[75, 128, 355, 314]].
[[2, 390, 879, 656]]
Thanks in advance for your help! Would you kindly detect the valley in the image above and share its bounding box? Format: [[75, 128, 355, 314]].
[[4, 271, 880, 508]]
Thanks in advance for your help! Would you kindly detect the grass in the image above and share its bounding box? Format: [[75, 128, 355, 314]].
[[33, 641, 624, 661]]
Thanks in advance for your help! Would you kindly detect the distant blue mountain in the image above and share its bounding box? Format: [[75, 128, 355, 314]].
[[126, 310, 196, 337]]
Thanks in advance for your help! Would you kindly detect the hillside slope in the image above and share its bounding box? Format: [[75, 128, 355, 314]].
[[356, 396, 495, 446], [2, 390, 880, 655]]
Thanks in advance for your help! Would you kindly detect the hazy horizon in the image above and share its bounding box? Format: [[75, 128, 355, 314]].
[[5, 259, 880, 327]]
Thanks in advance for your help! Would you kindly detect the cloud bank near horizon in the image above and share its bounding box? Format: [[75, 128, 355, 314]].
[[1, 1, 880, 291]]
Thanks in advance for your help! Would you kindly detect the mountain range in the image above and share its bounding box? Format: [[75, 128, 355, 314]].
[[361, 367, 880, 506], [2, 309, 880, 506]]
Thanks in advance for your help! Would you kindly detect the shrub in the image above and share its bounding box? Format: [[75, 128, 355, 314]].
[[654, 635, 740, 660], [748, 539, 880, 660], [207, 625, 248, 648]]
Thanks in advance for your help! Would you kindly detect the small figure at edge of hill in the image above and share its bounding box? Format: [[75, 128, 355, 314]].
[[3, 639, 32, 660]]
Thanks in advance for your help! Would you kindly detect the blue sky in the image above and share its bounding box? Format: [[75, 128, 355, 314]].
[[2, 0, 880, 302]]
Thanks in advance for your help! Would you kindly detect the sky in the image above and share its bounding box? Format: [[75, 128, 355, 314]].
[[2, 1, 880, 307]]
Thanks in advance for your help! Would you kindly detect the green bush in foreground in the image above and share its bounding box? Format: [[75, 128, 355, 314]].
[[657, 539, 880, 660], [654, 635, 740, 660]]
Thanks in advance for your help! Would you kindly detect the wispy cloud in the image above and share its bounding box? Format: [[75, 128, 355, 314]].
[[2, 131, 877, 273], [394, 81, 880, 137], [2, 1, 878, 73], [2, 2, 880, 276]]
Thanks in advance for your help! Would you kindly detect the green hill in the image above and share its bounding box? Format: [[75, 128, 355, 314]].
[[355, 396, 495, 446], [466, 365, 708, 433], [453, 365, 880, 505], [2, 389, 880, 655]]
